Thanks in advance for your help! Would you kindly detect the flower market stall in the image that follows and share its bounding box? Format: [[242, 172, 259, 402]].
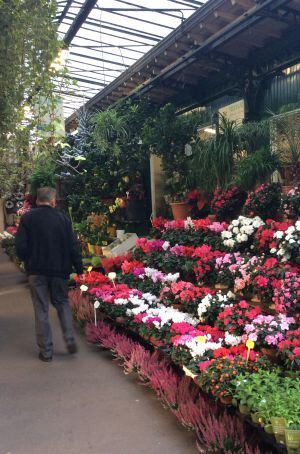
[[62, 194, 299, 453]]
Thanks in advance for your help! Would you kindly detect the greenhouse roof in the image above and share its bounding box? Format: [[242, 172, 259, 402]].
[[61, 0, 300, 130], [56, 0, 203, 118]]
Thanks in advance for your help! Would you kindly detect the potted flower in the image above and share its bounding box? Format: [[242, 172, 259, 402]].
[[273, 221, 300, 265], [282, 187, 300, 219], [244, 183, 282, 220], [211, 186, 247, 221]]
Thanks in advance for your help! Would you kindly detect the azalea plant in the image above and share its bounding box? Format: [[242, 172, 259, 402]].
[[244, 183, 282, 220], [211, 185, 247, 220]]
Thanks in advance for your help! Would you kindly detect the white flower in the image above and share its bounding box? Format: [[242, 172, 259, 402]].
[[224, 332, 242, 346], [108, 272, 117, 281], [233, 227, 239, 234], [94, 300, 100, 309], [286, 226, 295, 234], [162, 241, 170, 251], [274, 231, 284, 239], [270, 248, 277, 254], [80, 284, 88, 292], [224, 239, 235, 248], [241, 234, 248, 242], [114, 298, 128, 306], [289, 239, 295, 244], [184, 217, 194, 229], [232, 220, 239, 226]]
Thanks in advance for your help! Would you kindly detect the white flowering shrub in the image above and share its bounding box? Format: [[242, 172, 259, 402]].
[[273, 221, 300, 264], [221, 216, 265, 250]]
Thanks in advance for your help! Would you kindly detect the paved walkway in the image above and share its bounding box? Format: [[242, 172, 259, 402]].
[[0, 251, 196, 454]]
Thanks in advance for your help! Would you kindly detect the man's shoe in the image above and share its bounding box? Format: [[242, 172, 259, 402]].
[[67, 343, 78, 354], [38, 352, 52, 362]]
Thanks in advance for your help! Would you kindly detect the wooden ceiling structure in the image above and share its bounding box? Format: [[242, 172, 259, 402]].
[[65, 0, 300, 130]]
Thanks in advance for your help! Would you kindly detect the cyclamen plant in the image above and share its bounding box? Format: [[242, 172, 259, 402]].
[[214, 252, 245, 287], [197, 291, 236, 325], [217, 301, 262, 336]]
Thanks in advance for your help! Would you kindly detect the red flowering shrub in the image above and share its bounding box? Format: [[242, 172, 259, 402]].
[[74, 271, 109, 286], [193, 245, 223, 284], [101, 254, 131, 273], [278, 327, 300, 370], [217, 301, 261, 335], [254, 219, 291, 252], [211, 186, 247, 220]]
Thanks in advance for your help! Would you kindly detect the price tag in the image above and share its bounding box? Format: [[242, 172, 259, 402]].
[[87, 266, 93, 273], [195, 335, 206, 344], [246, 339, 255, 362]]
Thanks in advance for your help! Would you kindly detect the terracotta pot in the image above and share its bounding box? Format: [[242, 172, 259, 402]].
[[261, 347, 278, 359], [220, 395, 233, 405], [149, 337, 164, 348], [170, 202, 191, 220], [282, 185, 294, 195], [271, 417, 286, 444], [215, 283, 229, 290], [251, 294, 262, 305], [94, 245, 103, 256], [208, 214, 217, 222], [285, 428, 300, 451], [87, 243, 95, 255]]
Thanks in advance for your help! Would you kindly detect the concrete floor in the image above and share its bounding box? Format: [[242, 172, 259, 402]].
[[0, 251, 196, 454]]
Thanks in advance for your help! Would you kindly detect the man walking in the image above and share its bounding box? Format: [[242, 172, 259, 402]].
[[15, 187, 83, 362]]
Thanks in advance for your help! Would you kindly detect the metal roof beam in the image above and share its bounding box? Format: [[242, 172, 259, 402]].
[[114, 0, 186, 20], [65, 75, 106, 86], [57, 0, 74, 24], [64, 0, 98, 46], [65, 14, 163, 41], [70, 51, 129, 67]]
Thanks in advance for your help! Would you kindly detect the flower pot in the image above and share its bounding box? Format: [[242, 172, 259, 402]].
[[282, 185, 294, 195], [271, 417, 286, 444], [149, 337, 164, 348], [285, 428, 300, 451], [220, 396, 233, 405], [251, 294, 262, 305], [94, 245, 103, 256], [215, 283, 229, 290], [208, 214, 217, 222], [239, 404, 250, 415], [251, 413, 261, 424], [87, 243, 95, 254], [261, 347, 278, 359], [170, 202, 191, 220]]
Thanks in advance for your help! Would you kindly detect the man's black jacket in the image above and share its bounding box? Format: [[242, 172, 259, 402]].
[[15, 205, 83, 278]]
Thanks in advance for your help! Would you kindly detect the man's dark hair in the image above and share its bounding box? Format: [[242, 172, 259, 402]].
[[37, 187, 56, 203]]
